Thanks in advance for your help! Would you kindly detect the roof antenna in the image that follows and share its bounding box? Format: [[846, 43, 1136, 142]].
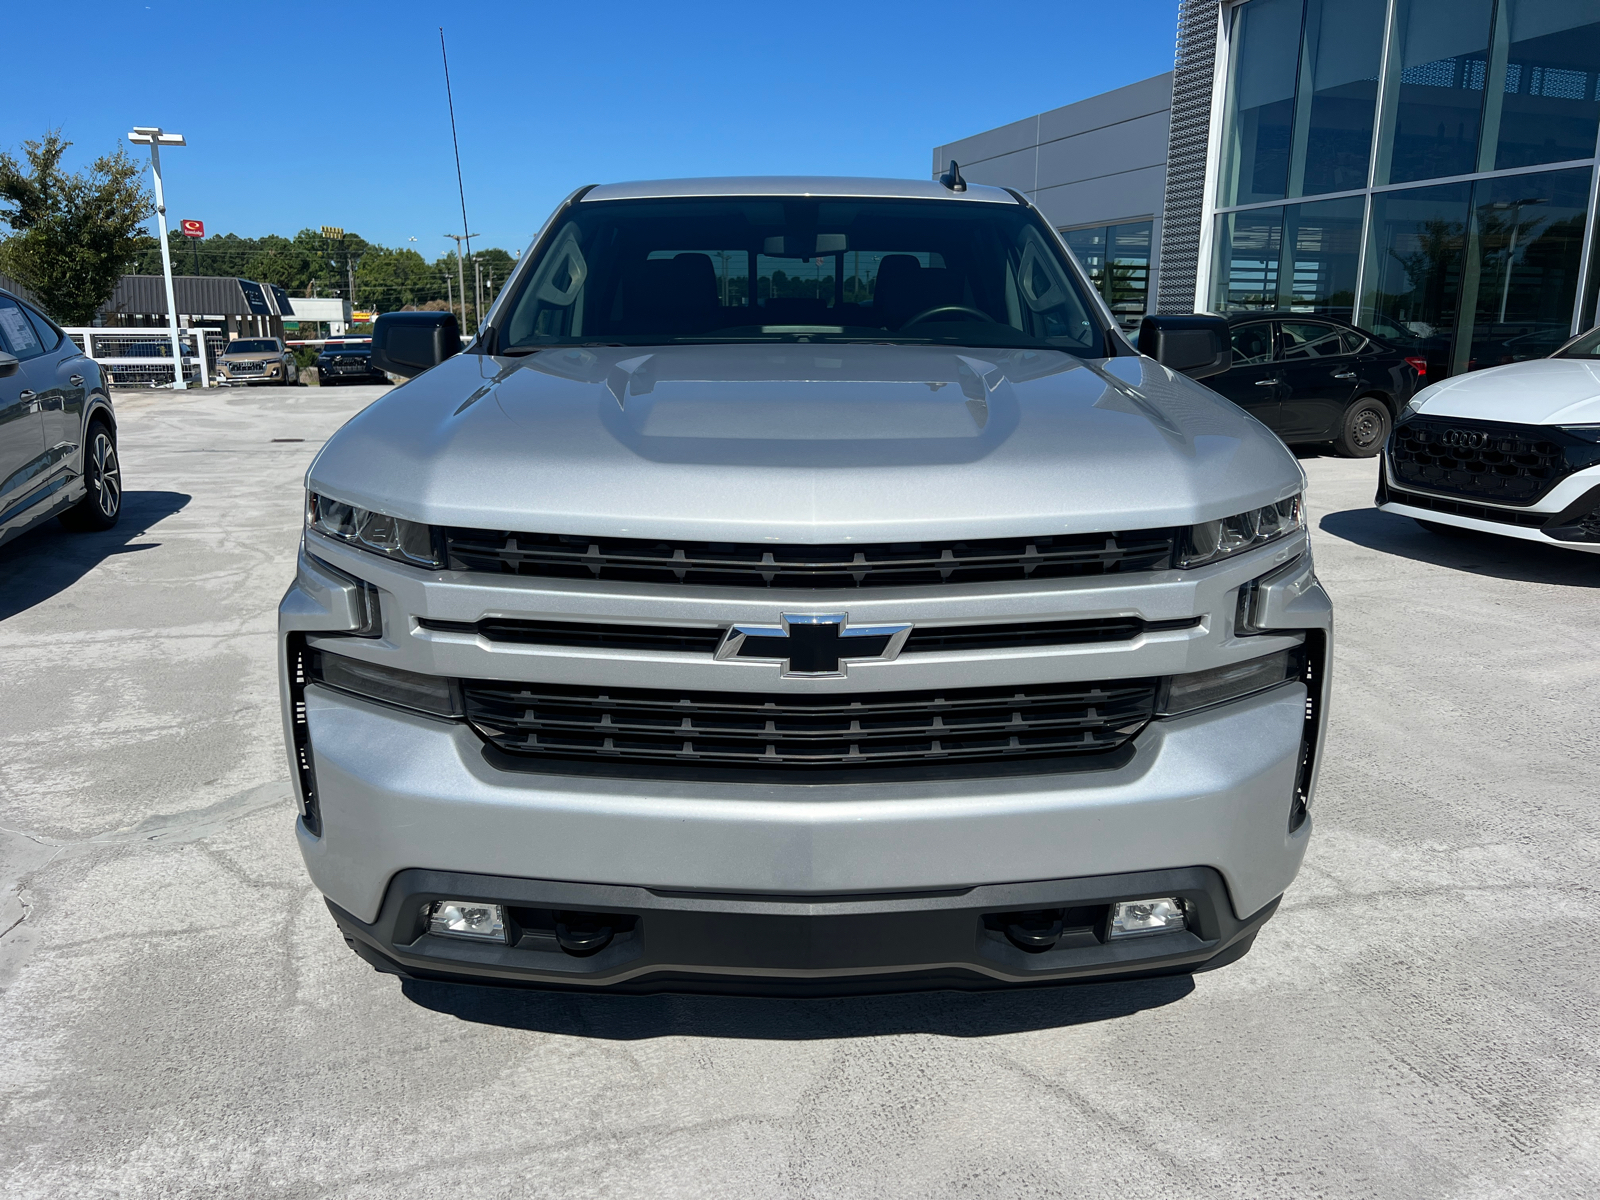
[[939, 160, 967, 193]]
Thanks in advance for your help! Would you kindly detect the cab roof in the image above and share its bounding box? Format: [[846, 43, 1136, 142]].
[[580, 176, 1019, 204]]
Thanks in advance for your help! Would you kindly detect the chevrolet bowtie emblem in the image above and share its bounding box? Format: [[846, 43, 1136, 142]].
[[715, 613, 913, 678]]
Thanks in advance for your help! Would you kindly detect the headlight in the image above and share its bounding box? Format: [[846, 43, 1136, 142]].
[[1178, 494, 1304, 568], [1157, 643, 1304, 716], [306, 491, 441, 568]]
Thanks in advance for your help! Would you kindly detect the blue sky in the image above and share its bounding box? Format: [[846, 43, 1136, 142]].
[[4, 1, 1180, 254]]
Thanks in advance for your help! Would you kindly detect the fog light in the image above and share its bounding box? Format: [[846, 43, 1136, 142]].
[[428, 900, 506, 942], [1109, 897, 1186, 939]]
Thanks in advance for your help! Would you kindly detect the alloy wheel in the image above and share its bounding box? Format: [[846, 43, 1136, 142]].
[[93, 431, 121, 518]]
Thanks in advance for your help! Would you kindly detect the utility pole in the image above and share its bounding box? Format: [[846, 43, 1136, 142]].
[[473, 256, 483, 329], [129, 126, 188, 389], [444, 232, 475, 331], [445, 272, 453, 319]]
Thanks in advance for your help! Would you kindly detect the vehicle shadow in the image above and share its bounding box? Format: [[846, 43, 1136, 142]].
[[0, 490, 192, 621], [399, 973, 1194, 1040], [1319, 506, 1600, 587]]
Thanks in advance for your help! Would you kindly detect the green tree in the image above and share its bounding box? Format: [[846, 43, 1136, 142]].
[[0, 131, 152, 324], [357, 246, 445, 312]]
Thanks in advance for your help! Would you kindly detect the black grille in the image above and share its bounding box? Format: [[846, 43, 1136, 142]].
[[418, 615, 1200, 655], [1389, 417, 1600, 504], [1383, 484, 1549, 528], [463, 677, 1156, 772], [442, 528, 1178, 588]]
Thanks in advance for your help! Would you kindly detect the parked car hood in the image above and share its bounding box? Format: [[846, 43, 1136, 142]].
[[306, 344, 1305, 542], [1407, 357, 1600, 426]]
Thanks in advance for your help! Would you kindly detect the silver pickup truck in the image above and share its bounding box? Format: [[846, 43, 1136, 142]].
[[279, 175, 1331, 994]]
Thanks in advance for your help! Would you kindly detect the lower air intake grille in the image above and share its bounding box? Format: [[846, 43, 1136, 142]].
[[464, 677, 1157, 772], [442, 528, 1178, 588]]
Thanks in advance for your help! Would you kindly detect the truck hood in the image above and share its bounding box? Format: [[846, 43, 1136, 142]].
[[1408, 357, 1600, 426], [307, 344, 1304, 542]]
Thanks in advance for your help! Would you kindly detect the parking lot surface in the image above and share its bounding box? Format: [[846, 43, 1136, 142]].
[[1, 385, 1597, 1199]]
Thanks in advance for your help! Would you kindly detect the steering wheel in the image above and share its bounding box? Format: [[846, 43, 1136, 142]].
[[899, 304, 998, 329]]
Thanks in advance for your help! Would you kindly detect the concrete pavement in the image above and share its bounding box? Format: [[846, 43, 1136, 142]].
[[1, 385, 1597, 1198]]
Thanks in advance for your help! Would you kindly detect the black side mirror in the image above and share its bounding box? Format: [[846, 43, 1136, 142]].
[[1138, 313, 1232, 380], [0, 351, 17, 379], [370, 311, 462, 379]]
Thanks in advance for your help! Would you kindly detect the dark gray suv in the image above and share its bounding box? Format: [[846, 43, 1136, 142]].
[[0, 288, 121, 547]]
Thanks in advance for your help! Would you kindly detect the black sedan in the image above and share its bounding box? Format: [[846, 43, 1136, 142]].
[[315, 339, 389, 386], [1206, 313, 1423, 457]]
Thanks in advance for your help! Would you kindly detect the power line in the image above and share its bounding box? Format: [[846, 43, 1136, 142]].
[[441, 27, 475, 329]]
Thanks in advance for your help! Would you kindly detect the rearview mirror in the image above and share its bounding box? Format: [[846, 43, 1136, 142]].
[[0, 351, 17, 379], [370, 311, 462, 379], [1137, 314, 1232, 380]]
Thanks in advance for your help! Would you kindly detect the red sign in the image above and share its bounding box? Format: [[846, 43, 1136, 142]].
[[180, 219, 204, 238]]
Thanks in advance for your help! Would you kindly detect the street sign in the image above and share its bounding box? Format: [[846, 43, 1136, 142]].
[[321, 225, 345, 240], [180, 219, 204, 238]]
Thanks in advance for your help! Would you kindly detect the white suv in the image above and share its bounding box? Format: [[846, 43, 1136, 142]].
[[1379, 325, 1600, 551]]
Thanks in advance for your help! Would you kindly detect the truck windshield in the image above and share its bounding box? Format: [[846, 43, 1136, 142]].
[[229, 340, 278, 353], [497, 196, 1107, 355]]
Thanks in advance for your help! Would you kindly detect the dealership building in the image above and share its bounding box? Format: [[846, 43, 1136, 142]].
[[935, 0, 1600, 378]]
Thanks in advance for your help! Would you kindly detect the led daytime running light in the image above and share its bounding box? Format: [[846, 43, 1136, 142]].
[[1180, 495, 1304, 568], [307, 492, 441, 568]]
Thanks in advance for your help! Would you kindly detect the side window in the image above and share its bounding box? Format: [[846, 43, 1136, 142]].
[[0, 297, 46, 361], [1340, 330, 1366, 354], [1280, 321, 1344, 359], [20, 304, 62, 352], [1230, 322, 1273, 365]]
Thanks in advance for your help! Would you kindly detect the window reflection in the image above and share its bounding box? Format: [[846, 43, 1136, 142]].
[[1492, 0, 1600, 170], [1462, 167, 1591, 369], [1214, 208, 1285, 311], [1379, 0, 1496, 185], [1063, 222, 1152, 329], [1283, 198, 1364, 318], [1360, 183, 1471, 377], [1221, 0, 1304, 205], [1294, 0, 1387, 197]]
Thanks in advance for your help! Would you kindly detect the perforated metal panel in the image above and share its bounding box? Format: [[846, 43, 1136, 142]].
[[1157, 0, 1220, 314]]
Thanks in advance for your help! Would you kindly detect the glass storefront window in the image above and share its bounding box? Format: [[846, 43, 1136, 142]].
[[1292, 0, 1388, 197], [1360, 183, 1472, 375], [1378, 0, 1497, 185], [1220, 0, 1305, 206], [1063, 222, 1152, 329], [1461, 167, 1592, 368], [1214, 208, 1285, 312], [1491, 0, 1600, 170], [1284, 197, 1365, 316], [1212, 199, 1361, 317]]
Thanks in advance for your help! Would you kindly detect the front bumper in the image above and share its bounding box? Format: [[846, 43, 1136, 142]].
[[281, 529, 1331, 988], [329, 864, 1278, 994], [1378, 457, 1600, 553]]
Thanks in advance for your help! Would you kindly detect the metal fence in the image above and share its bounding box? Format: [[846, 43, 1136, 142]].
[[61, 328, 216, 388]]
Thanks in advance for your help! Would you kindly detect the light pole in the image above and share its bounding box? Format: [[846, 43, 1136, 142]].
[[129, 127, 188, 388], [444, 232, 475, 332]]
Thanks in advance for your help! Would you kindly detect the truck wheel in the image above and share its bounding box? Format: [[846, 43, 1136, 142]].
[[59, 418, 122, 531], [1333, 398, 1390, 458]]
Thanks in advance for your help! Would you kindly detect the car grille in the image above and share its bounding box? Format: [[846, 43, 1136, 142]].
[[226, 360, 265, 374], [463, 677, 1157, 771], [418, 614, 1199, 654], [442, 528, 1179, 588], [1382, 483, 1549, 528], [1389, 417, 1600, 504]]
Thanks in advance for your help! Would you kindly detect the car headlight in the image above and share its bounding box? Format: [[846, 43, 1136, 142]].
[[1178, 494, 1304, 568], [306, 492, 441, 567]]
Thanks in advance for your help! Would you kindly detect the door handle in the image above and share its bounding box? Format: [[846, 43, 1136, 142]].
[[69, 374, 84, 385], [18, 389, 36, 401], [1331, 371, 1357, 380], [1254, 378, 1279, 387]]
